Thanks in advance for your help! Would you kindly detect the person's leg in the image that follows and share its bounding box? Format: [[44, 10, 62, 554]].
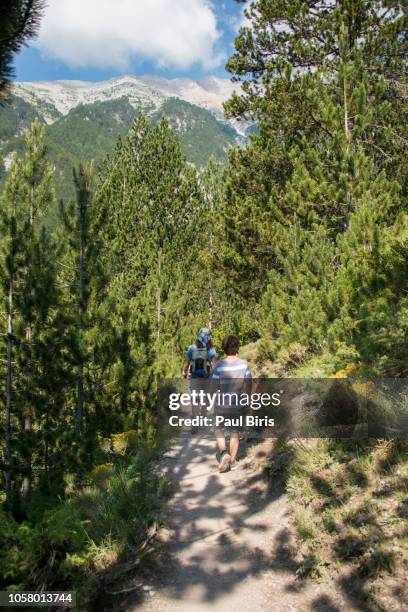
[[215, 428, 231, 472], [190, 379, 201, 433], [214, 428, 227, 453], [190, 379, 199, 416], [229, 432, 239, 462]]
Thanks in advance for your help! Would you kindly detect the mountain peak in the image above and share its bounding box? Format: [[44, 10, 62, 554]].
[[13, 74, 238, 119]]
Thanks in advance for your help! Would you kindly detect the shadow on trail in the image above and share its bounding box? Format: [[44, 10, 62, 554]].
[[104, 435, 347, 611], [299, 439, 408, 612]]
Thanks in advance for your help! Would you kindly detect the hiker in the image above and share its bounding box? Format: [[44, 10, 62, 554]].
[[212, 335, 252, 473], [182, 328, 217, 421]]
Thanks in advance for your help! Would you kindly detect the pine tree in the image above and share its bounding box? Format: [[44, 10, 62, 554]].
[[0, 1, 45, 96], [73, 163, 93, 437], [223, 0, 407, 358], [328, 161, 404, 368], [226, 1, 407, 122], [0, 159, 25, 501], [18, 121, 54, 498], [0, 121, 79, 504], [357, 217, 408, 375], [163, 158, 235, 362], [198, 159, 225, 332], [59, 160, 118, 471], [225, 0, 407, 231], [95, 114, 200, 375]]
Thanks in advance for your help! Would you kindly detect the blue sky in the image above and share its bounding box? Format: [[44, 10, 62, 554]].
[[13, 1, 246, 83]]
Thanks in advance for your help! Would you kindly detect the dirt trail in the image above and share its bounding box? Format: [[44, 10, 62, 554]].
[[126, 436, 359, 612]]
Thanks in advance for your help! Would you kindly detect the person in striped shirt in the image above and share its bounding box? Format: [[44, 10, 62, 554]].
[[212, 335, 252, 473]]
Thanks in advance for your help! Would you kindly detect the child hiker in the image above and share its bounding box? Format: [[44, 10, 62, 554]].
[[211, 335, 252, 473]]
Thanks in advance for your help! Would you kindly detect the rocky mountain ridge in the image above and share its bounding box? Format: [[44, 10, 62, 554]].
[[12, 74, 246, 134]]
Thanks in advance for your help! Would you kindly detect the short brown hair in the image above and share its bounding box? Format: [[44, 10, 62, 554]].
[[221, 335, 239, 356]]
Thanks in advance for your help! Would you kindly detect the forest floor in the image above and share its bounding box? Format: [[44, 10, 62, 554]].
[[109, 435, 367, 612]]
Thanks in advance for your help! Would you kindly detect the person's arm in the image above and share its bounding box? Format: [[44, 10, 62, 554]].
[[182, 357, 190, 379], [245, 377, 253, 394], [244, 363, 252, 394], [209, 348, 217, 371], [210, 360, 220, 393]]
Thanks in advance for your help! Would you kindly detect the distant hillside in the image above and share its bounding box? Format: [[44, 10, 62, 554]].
[[151, 98, 240, 166], [0, 76, 248, 203], [11, 75, 247, 127]]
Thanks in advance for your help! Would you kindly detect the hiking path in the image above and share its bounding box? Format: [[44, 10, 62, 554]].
[[119, 436, 360, 612]]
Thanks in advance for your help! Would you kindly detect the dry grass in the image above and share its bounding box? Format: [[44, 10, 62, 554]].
[[284, 438, 408, 608]]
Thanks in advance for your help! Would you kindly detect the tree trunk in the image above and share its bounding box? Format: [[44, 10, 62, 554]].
[[22, 184, 35, 499], [343, 63, 352, 230], [29, 184, 34, 226], [76, 364, 84, 437], [76, 198, 85, 437], [207, 183, 214, 330], [44, 412, 49, 483], [208, 291, 213, 331], [157, 250, 161, 341], [20, 414, 31, 499], [5, 276, 13, 498]]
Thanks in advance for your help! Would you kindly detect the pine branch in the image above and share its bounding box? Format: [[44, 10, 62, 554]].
[[0, 0, 46, 94], [367, 140, 393, 159]]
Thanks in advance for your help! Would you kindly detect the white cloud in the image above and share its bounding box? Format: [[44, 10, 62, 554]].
[[36, 0, 222, 71]]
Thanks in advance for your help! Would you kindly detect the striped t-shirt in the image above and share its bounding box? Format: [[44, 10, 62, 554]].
[[212, 357, 252, 410]]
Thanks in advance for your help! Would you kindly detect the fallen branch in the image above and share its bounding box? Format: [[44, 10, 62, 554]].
[[106, 585, 141, 596]]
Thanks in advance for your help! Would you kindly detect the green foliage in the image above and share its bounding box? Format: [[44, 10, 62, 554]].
[[0, 1, 45, 94], [223, 0, 408, 371], [0, 120, 77, 504], [0, 446, 166, 607], [95, 113, 203, 377], [0, 1, 407, 600], [225, 0, 407, 123], [152, 97, 238, 166], [0, 94, 240, 209], [0, 94, 41, 140]]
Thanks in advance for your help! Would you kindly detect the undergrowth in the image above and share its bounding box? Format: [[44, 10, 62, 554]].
[[241, 341, 408, 610], [0, 434, 169, 610], [285, 437, 408, 607]]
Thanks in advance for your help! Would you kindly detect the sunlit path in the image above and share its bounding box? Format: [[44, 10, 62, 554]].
[[124, 437, 357, 612]]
